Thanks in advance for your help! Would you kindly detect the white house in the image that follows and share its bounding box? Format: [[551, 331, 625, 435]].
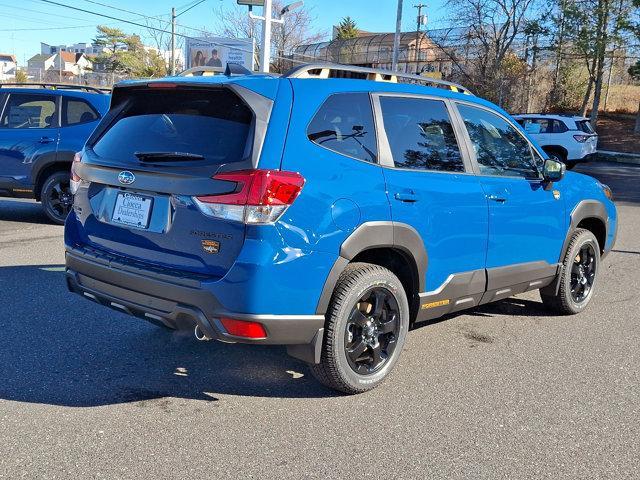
[[27, 52, 93, 80], [0, 54, 17, 80]]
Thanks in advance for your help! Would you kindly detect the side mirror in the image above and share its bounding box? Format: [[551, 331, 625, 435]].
[[542, 158, 565, 183]]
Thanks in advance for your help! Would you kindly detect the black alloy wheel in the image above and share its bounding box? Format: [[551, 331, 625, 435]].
[[42, 171, 73, 225], [311, 262, 409, 394], [344, 287, 400, 375], [570, 243, 597, 304]]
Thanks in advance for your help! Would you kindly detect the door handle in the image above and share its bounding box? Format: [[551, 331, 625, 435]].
[[394, 192, 419, 203], [39, 137, 54, 144], [487, 194, 507, 203]]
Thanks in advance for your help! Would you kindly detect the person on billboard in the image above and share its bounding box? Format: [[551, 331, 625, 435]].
[[206, 49, 223, 67], [193, 50, 205, 66]]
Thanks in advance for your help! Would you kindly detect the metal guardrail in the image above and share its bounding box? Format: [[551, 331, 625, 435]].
[[0, 83, 110, 94], [284, 63, 473, 95]]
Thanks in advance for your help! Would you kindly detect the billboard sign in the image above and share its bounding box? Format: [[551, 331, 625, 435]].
[[237, 0, 264, 5], [185, 37, 254, 71]]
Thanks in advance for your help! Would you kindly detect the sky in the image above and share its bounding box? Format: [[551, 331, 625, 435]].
[[0, 0, 449, 65]]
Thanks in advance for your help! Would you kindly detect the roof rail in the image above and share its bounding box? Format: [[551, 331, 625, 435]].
[[0, 83, 109, 94], [284, 63, 473, 95]]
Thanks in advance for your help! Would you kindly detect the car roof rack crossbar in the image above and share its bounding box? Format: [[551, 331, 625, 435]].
[[0, 83, 109, 94], [284, 63, 473, 95]]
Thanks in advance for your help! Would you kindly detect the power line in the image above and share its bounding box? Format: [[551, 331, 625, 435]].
[[80, 0, 168, 21], [35, 0, 319, 64]]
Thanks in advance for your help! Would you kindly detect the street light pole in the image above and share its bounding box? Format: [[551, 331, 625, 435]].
[[260, 0, 273, 72], [392, 0, 403, 71]]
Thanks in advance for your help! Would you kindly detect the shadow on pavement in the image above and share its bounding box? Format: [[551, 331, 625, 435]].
[[0, 265, 337, 407], [0, 198, 52, 225], [573, 161, 640, 205]]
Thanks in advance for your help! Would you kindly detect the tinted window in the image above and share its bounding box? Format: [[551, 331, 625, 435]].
[[0, 93, 56, 129], [576, 120, 594, 134], [307, 93, 377, 162], [520, 118, 567, 134], [458, 104, 540, 179], [92, 88, 252, 165], [380, 97, 464, 172], [64, 98, 99, 126]]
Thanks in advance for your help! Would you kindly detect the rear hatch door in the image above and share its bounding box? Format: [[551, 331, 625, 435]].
[[74, 82, 273, 277]]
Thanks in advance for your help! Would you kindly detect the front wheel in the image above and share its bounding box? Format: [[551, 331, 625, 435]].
[[311, 263, 410, 394], [541, 229, 600, 315], [41, 171, 73, 225]]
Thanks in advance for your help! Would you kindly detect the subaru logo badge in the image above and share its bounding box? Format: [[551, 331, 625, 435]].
[[118, 171, 135, 185]]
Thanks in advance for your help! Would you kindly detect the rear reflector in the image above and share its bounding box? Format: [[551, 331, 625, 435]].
[[220, 317, 267, 339], [194, 169, 305, 224]]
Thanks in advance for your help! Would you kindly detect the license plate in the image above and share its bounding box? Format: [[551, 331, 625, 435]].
[[111, 192, 153, 229]]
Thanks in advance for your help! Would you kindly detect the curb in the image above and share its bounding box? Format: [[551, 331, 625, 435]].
[[596, 151, 640, 165]]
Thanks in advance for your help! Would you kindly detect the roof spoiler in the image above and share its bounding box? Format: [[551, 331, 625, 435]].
[[225, 63, 253, 76]]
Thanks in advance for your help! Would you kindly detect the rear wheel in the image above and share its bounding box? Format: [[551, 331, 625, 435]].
[[311, 263, 409, 394], [41, 171, 73, 225], [541, 229, 600, 315]]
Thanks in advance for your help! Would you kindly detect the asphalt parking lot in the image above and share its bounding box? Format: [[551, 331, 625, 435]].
[[0, 161, 638, 479]]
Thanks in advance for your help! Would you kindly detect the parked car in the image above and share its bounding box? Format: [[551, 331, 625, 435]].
[[0, 83, 110, 223], [65, 65, 617, 394], [513, 113, 598, 168]]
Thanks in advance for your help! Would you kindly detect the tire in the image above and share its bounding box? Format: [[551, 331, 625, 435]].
[[311, 262, 410, 394], [541, 229, 600, 315], [41, 171, 73, 225]]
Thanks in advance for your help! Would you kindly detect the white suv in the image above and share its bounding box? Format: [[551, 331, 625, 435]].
[[513, 114, 598, 168]]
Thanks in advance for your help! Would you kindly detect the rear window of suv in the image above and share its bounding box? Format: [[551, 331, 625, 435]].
[[92, 88, 253, 165], [576, 120, 595, 134]]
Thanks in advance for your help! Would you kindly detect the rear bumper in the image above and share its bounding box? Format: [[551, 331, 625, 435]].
[[65, 246, 325, 362]]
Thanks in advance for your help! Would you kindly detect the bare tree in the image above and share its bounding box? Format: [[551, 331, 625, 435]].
[[214, 1, 325, 72], [143, 16, 185, 72], [439, 0, 538, 105]]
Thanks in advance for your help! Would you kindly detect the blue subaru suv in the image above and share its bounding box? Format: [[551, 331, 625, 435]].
[[0, 83, 110, 223], [64, 64, 617, 393]]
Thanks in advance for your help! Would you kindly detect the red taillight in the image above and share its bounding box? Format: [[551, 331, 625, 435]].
[[193, 169, 305, 224], [573, 134, 590, 143], [220, 317, 267, 339]]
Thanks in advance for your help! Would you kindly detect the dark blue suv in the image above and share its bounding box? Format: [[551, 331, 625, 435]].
[[0, 84, 110, 223], [64, 65, 617, 393]]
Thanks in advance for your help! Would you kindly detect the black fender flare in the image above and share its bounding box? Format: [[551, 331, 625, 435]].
[[315, 221, 427, 315], [543, 199, 609, 297], [31, 150, 75, 198], [560, 200, 609, 260]]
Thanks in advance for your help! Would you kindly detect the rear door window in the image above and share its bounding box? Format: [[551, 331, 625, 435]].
[[63, 97, 99, 126], [92, 88, 253, 165], [307, 93, 377, 163], [379, 96, 464, 172], [0, 93, 57, 129]]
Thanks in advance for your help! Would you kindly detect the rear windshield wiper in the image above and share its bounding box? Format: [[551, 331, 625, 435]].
[[134, 151, 205, 162]]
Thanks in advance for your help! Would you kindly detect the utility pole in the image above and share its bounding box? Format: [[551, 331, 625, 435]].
[[171, 7, 176, 75], [171, 1, 206, 75], [392, 0, 403, 71], [414, 3, 427, 73]]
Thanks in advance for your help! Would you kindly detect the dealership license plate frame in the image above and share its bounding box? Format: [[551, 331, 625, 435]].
[[111, 192, 154, 229]]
